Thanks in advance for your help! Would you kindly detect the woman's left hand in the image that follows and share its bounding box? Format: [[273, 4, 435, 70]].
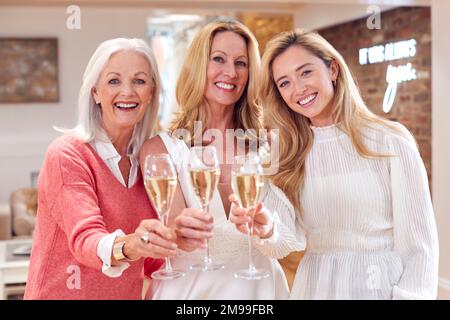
[[228, 194, 274, 239]]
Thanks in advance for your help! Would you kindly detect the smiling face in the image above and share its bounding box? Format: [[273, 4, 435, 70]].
[[271, 45, 338, 127], [204, 31, 249, 110], [92, 50, 154, 137]]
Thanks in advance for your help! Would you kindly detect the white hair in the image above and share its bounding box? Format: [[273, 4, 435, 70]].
[[57, 38, 161, 157]]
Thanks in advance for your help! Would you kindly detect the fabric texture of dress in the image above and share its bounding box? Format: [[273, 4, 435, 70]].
[[289, 122, 439, 300], [147, 132, 305, 300]]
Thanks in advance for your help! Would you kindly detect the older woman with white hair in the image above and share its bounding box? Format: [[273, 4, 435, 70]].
[[24, 38, 177, 300]]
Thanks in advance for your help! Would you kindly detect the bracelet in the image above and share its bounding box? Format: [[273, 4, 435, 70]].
[[113, 241, 138, 262]]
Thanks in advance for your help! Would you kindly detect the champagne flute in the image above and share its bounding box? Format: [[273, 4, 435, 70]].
[[188, 146, 225, 271], [232, 153, 270, 280], [144, 154, 186, 280]]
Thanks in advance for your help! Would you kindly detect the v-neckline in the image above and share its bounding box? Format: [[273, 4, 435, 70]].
[[159, 132, 230, 223], [208, 187, 229, 223], [85, 142, 141, 191]]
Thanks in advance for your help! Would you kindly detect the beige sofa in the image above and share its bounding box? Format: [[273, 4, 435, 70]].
[[0, 188, 36, 241], [0, 203, 11, 240]]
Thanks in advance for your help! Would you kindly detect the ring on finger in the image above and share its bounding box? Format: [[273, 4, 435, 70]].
[[140, 231, 150, 244]]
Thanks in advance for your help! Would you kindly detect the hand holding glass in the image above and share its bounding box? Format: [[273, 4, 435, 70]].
[[144, 154, 186, 280]]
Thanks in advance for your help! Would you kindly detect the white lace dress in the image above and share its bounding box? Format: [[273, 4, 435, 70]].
[[289, 123, 439, 300], [147, 132, 305, 300]]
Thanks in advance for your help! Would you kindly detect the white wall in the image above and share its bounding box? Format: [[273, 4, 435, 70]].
[[294, 3, 394, 31], [432, 0, 450, 289], [0, 6, 152, 202]]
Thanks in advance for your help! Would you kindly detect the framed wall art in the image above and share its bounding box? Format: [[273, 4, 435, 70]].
[[0, 38, 59, 103]]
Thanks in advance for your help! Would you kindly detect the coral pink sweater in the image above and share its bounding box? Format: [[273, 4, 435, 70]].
[[24, 135, 161, 300]]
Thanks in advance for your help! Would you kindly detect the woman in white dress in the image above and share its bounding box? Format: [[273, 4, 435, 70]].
[[139, 19, 304, 300], [232, 29, 439, 299]]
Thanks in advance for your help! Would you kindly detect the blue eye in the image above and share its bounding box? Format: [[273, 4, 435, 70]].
[[213, 56, 225, 63], [108, 79, 120, 84], [134, 79, 146, 84], [235, 60, 247, 67]]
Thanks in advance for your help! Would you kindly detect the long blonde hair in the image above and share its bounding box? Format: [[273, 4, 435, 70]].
[[260, 30, 400, 215], [169, 19, 262, 138]]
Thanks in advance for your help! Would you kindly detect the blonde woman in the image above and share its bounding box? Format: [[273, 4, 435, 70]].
[[140, 19, 303, 299], [232, 30, 439, 300]]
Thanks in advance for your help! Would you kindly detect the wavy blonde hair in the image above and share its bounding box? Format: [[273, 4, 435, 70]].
[[260, 30, 400, 215], [169, 19, 262, 138]]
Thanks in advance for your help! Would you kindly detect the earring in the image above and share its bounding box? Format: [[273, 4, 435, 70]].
[[332, 79, 337, 88]]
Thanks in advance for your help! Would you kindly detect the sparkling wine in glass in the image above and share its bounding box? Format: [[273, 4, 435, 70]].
[[144, 154, 186, 280], [232, 154, 270, 280], [188, 146, 225, 271]]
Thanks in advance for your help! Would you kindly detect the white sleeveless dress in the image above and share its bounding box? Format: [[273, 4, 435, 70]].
[[148, 132, 305, 300]]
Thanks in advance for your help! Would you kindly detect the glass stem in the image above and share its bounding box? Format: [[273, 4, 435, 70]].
[[246, 207, 255, 272], [203, 203, 212, 264], [165, 257, 172, 272], [162, 212, 173, 272]]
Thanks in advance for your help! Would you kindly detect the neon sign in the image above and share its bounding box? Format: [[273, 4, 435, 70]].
[[359, 39, 417, 113]]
